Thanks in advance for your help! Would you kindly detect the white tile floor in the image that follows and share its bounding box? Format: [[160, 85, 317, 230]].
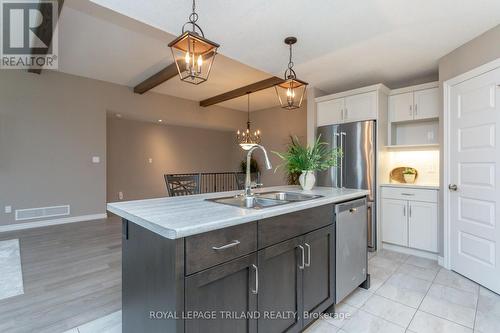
[[305, 249, 500, 333], [63, 249, 500, 333]]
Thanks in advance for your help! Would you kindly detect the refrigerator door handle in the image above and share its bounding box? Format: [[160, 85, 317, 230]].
[[340, 132, 346, 188]]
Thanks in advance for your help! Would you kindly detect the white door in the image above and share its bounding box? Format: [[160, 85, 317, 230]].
[[317, 98, 344, 126], [344, 92, 377, 122], [408, 201, 438, 253], [414, 88, 439, 120], [382, 199, 408, 246], [449, 67, 500, 294], [389, 92, 413, 122]]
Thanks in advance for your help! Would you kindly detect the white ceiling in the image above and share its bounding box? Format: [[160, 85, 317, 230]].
[[59, 0, 500, 110], [58, 0, 273, 111]]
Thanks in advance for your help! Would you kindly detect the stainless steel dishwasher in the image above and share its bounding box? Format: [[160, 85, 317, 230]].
[[335, 197, 369, 303]]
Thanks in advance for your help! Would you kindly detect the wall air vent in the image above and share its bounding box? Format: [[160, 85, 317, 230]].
[[15, 205, 70, 221]]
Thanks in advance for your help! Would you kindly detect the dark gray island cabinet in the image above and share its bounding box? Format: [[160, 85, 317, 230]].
[[122, 204, 335, 333]]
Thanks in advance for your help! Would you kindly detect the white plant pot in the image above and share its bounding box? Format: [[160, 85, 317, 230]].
[[299, 171, 316, 191], [403, 174, 416, 184]]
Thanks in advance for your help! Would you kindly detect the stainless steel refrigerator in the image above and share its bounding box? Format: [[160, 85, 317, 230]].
[[317, 120, 376, 251]]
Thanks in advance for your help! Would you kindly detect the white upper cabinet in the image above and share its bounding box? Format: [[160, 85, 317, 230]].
[[387, 82, 440, 147], [344, 92, 377, 122], [413, 88, 439, 120], [389, 92, 413, 122], [317, 98, 344, 126], [389, 86, 439, 123], [316, 84, 388, 127]]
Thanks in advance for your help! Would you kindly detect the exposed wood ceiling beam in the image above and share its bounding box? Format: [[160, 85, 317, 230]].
[[28, 0, 64, 74], [199, 76, 285, 107], [133, 62, 181, 94]]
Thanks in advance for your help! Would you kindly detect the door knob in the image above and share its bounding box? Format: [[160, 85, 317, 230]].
[[448, 184, 458, 191]]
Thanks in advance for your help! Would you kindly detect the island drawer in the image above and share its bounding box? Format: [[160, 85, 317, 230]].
[[185, 222, 257, 275], [258, 204, 334, 249]]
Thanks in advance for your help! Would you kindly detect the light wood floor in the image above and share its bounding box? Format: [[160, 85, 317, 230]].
[[0, 217, 122, 333]]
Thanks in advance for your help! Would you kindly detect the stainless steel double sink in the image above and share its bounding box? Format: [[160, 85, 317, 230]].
[[206, 191, 323, 209]]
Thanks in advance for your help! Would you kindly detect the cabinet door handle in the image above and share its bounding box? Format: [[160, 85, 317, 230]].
[[344, 108, 348, 119], [415, 104, 418, 115], [212, 240, 240, 250], [298, 245, 305, 270], [409, 105, 412, 116], [304, 243, 311, 267], [251, 264, 258, 294], [403, 205, 406, 217], [401, 193, 414, 196], [409, 204, 412, 218]]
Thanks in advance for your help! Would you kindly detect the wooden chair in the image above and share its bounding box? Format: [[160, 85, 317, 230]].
[[165, 174, 201, 197]]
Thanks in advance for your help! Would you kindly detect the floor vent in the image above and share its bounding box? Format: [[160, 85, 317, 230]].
[[15, 205, 70, 221]]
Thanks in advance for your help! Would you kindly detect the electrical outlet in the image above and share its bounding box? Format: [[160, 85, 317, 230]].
[[148, 158, 153, 164], [92, 156, 100, 164], [118, 192, 124, 200], [5, 206, 12, 214]]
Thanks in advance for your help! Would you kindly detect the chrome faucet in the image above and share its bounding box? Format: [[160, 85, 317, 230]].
[[244, 144, 272, 198]]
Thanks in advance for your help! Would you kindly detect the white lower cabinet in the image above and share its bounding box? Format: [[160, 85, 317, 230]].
[[381, 199, 408, 246], [408, 201, 438, 252], [381, 186, 438, 253]]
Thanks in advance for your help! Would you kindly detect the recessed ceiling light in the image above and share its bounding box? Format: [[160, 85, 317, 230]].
[[158, 119, 163, 123], [115, 113, 122, 118]]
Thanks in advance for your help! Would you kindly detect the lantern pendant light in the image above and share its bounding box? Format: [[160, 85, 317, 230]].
[[168, 0, 219, 85], [275, 37, 308, 110], [237, 93, 262, 150]]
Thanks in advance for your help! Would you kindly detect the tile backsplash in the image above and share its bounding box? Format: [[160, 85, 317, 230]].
[[384, 149, 439, 185]]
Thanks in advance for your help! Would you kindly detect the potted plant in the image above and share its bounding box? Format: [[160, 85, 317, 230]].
[[273, 135, 342, 190], [403, 167, 417, 184]]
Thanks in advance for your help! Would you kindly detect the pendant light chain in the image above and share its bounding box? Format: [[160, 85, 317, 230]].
[[288, 43, 294, 70], [189, 0, 199, 30], [247, 93, 251, 128]]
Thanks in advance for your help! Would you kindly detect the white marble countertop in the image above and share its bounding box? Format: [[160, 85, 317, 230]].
[[380, 183, 440, 190], [107, 186, 369, 239]]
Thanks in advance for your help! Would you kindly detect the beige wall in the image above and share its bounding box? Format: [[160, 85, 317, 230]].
[[107, 117, 242, 201], [0, 70, 246, 227], [435, 24, 500, 255], [249, 104, 308, 186]]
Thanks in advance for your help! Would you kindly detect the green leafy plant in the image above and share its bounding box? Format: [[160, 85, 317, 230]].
[[273, 135, 342, 180], [402, 167, 417, 175], [240, 158, 260, 174]]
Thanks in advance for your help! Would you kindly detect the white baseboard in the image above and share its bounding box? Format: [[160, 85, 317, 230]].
[[0, 213, 108, 233], [438, 256, 445, 268], [382, 242, 439, 261]]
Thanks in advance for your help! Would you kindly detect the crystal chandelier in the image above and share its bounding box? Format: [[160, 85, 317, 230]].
[[275, 37, 308, 110], [237, 93, 261, 150], [168, 0, 219, 85]]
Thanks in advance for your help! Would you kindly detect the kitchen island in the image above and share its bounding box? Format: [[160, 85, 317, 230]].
[[107, 186, 369, 333]]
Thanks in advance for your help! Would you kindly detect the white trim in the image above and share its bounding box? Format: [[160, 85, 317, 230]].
[[438, 256, 445, 268], [314, 83, 389, 102], [442, 57, 500, 271], [389, 81, 439, 95], [0, 213, 108, 233], [382, 242, 438, 261]]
